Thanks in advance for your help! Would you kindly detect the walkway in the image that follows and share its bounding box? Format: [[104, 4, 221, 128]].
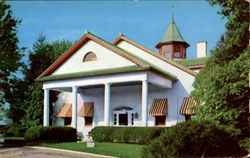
[[0, 147, 115, 158]]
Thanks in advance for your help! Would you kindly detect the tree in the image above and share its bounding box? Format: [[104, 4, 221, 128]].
[[192, 0, 249, 141], [20, 82, 44, 129], [0, 1, 24, 122], [24, 34, 72, 84], [20, 34, 72, 130], [0, 0, 23, 84]]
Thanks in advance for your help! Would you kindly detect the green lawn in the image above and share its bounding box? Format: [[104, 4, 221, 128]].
[[41, 142, 144, 158]]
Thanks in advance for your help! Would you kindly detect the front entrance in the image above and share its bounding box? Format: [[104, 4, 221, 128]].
[[119, 113, 128, 125], [113, 106, 135, 126]]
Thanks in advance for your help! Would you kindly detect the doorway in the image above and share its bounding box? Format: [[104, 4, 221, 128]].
[[119, 113, 128, 125]]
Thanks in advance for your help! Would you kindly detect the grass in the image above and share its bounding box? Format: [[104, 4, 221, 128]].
[[0, 137, 24, 140], [41, 142, 144, 158]]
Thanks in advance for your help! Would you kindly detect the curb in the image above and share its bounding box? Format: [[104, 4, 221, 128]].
[[29, 146, 118, 158]]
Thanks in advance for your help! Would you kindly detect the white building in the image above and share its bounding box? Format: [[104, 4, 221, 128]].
[[37, 17, 207, 136]]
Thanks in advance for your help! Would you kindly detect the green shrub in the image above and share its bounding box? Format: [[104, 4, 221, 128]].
[[142, 120, 247, 157], [113, 127, 129, 143], [24, 126, 42, 141], [4, 124, 26, 137], [24, 126, 77, 142], [90, 126, 116, 142], [91, 126, 165, 144]]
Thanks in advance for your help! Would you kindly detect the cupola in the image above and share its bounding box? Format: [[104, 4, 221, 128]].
[[156, 14, 189, 60]]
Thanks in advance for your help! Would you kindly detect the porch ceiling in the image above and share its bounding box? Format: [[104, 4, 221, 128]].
[[148, 72, 172, 88]]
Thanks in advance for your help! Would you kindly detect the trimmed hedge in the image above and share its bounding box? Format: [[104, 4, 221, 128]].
[[142, 120, 247, 157], [90, 127, 165, 144], [24, 126, 77, 142]]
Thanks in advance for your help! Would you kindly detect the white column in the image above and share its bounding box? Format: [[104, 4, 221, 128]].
[[104, 83, 111, 126], [43, 88, 50, 126], [72, 86, 79, 129], [142, 80, 148, 126]]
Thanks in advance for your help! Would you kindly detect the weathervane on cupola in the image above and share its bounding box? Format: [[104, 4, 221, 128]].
[[156, 5, 189, 60]]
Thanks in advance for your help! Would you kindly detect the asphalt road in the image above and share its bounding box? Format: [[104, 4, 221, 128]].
[[0, 147, 107, 158]]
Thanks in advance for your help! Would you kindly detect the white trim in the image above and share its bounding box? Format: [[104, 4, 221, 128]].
[[72, 86, 79, 128], [43, 72, 147, 90], [43, 72, 173, 90], [43, 88, 50, 126], [104, 83, 111, 126], [142, 80, 148, 126]]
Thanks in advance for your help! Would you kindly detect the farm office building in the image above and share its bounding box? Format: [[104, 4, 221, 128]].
[[37, 16, 207, 136]]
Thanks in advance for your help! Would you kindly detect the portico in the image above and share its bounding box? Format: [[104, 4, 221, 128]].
[[43, 71, 172, 129]]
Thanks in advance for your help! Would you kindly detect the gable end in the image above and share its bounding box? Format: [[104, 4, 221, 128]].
[[37, 33, 148, 79]]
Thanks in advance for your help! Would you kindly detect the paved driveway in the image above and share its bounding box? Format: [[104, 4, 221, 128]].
[[0, 147, 108, 158]]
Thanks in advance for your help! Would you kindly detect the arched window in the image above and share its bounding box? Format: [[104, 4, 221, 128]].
[[83, 52, 97, 62]]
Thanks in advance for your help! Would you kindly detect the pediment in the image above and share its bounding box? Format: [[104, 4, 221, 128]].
[[52, 40, 136, 75]]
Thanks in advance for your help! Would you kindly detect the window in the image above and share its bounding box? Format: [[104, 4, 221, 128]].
[[164, 45, 171, 58], [174, 46, 181, 57], [174, 52, 180, 57], [113, 114, 117, 125], [183, 48, 186, 58], [155, 116, 166, 126], [131, 113, 134, 125], [84, 117, 93, 126], [83, 52, 97, 62], [165, 52, 171, 58], [185, 115, 191, 121], [64, 117, 71, 126]]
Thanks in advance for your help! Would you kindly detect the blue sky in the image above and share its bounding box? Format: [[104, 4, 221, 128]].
[[8, 1, 226, 59]]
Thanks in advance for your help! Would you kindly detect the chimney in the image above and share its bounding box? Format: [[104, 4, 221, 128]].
[[197, 41, 207, 58]]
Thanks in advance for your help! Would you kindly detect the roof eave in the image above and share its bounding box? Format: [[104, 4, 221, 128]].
[[37, 68, 176, 83], [187, 64, 206, 69], [155, 41, 190, 49]]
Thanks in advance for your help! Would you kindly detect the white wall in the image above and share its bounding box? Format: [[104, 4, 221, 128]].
[[53, 40, 135, 75], [77, 88, 104, 137]]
